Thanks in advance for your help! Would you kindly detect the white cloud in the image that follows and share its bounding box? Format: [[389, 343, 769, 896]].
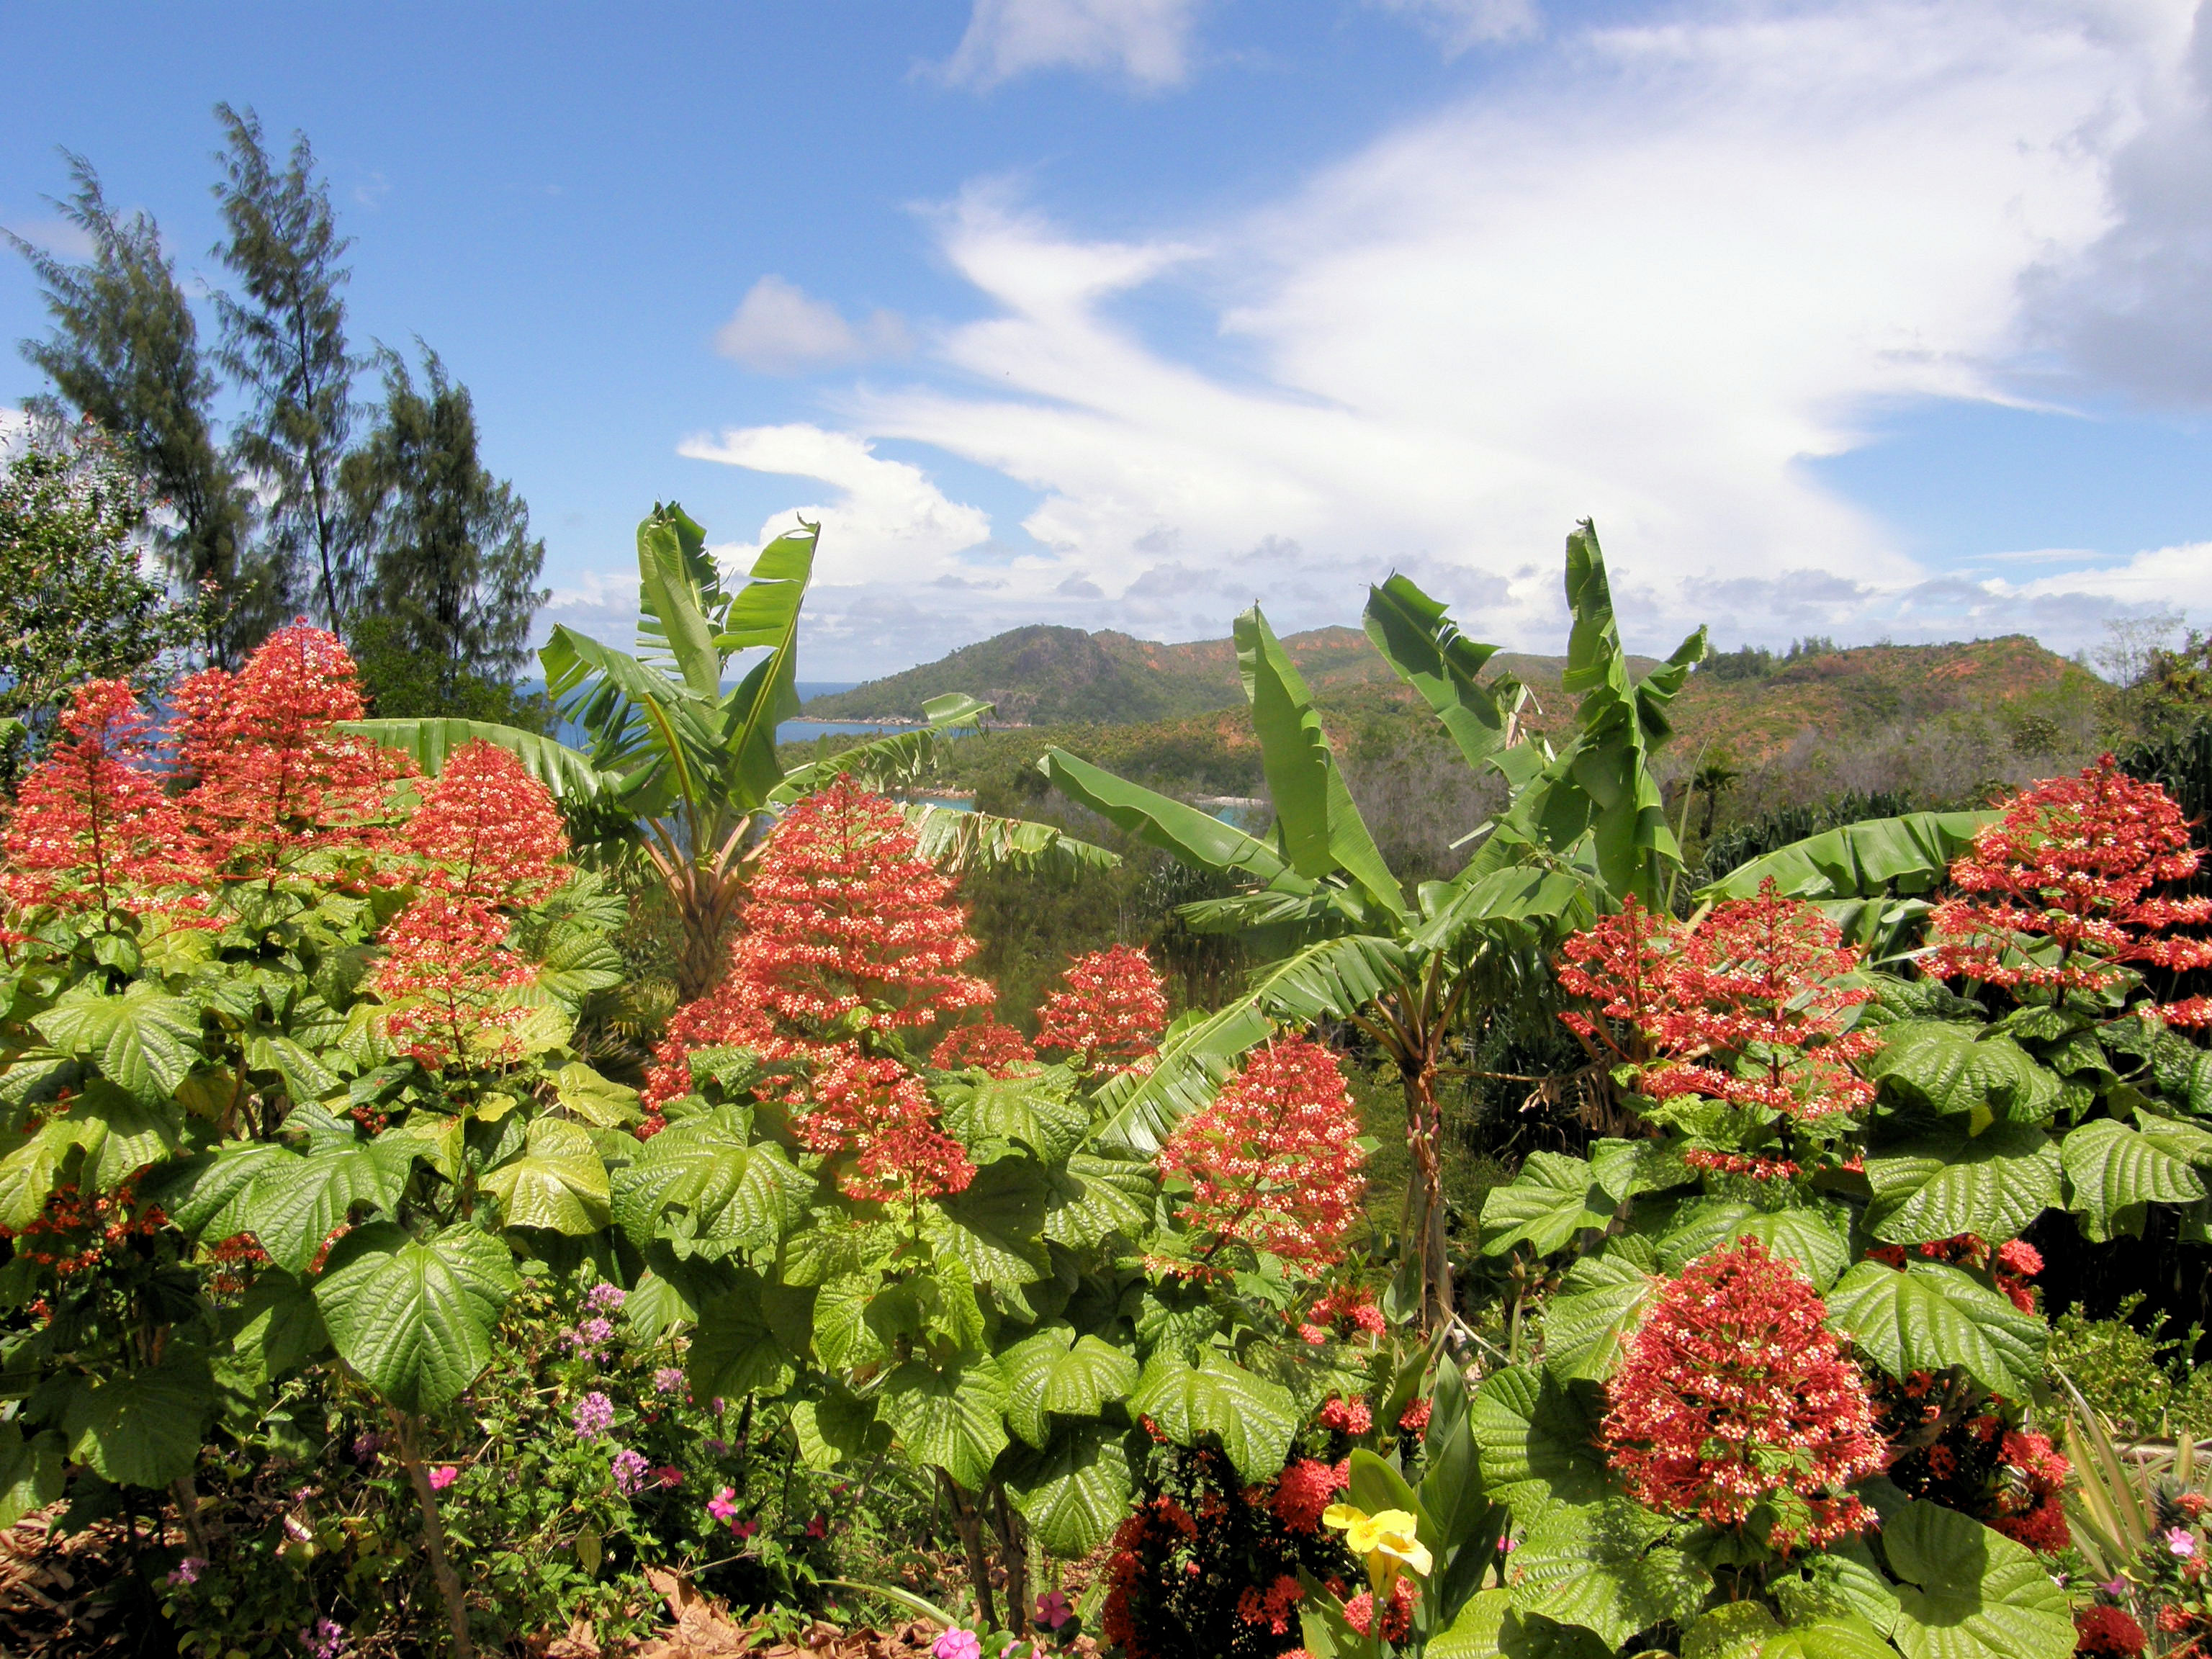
[[936, 0, 1202, 90], [678, 424, 995, 588], [1, 214, 98, 261], [1369, 0, 1541, 55], [714, 276, 911, 374], [847, 0, 2167, 658], [2010, 538, 2212, 612]]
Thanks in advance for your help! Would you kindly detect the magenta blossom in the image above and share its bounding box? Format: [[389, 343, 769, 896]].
[[611, 1448, 649, 1496], [584, 1282, 626, 1313], [168, 1556, 205, 1587], [707, 1486, 739, 1524], [427, 1465, 458, 1491], [572, 1391, 615, 1439], [1035, 1589, 1072, 1630], [653, 1366, 685, 1395], [932, 1632, 981, 1659]]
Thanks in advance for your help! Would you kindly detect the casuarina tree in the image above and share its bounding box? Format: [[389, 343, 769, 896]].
[[212, 104, 361, 634]]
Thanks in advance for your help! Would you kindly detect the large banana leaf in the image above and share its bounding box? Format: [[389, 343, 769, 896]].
[[634, 503, 723, 700], [772, 693, 992, 805], [714, 524, 818, 811], [1465, 522, 1704, 907], [901, 804, 1119, 878], [1038, 748, 1317, 894], [1094, 933, 1408, 1155], [1697, 811, 1993, 902], [1236, 606, 1407, 917], [339, 718, 626, 800], [1406, 865, 1596, 957], [1363, 573, 1523, 773]]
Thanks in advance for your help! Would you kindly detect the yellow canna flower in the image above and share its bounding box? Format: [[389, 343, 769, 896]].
[[1322, 1503, 1435, 1586]]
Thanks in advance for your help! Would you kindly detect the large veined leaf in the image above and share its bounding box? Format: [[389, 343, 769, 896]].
[[929, 1157, 1051, 1286], [1470, 1366, 1611, 1522], [773, 691, 989, 804], [1129, 1352, 1298, 1485], [63, 1346, 215, 1488], [790, 1383, 887, 1470], [1043, 1151, 1156, 1247], [610, 1105, 812, 1252], [634, 502, 724, 699], [688, 1273, 798, 1399], [1236, 603, 1407, 916], [555, 1061, 642, 1128], [880, 1353, 1010, 1491], [1867, 1022, 2061, 1125], [2062, 1115, 2210, 1241], [1542, 1237, 1662, 1381], [1429, 1591, 1614, 1659], [66, 1082, 187, 1192], [1003, 1420, 1134, 1557], [1507, 1498, 1711, 1649], [240, 1138, 418, 1273], [1863, 1123, 2062, 1246], [940, 1069, 1089, 1162], [482, 1118, 611, 1234], [1479, 1153, 1614, 1258], [1654, 1199, 1852, 1290], [999, 1324, 1140, 1449], [1408, 866, 1597, 959], [1761, 1619, 1899, 1659], [1882, 1498, 2074, 1659], [1364, 572, 1519, 773], [1826, 1260, 2046, 1399], [0, 1424, 65, 1529], [314, 1222, 519, 1413], [1699, 812, 1995, 903], [230, 1270, 329, 1382], [32, 980, 200, 1102], [340, 718, 623, 801]]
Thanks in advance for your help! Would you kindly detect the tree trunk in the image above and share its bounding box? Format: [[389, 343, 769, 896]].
[[1403, 1059, 1455, 1331], [388, 1408, 474, 1658], [940, 1470, 998, 1630], [993, 1486, 1030, 1636]]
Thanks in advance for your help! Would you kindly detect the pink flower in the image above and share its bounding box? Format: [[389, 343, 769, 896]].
[[933, 1629, 982, 1659], [167, 1556, 205, 1587], [707, 1487, 739, 1524], [732, 1519, 759, 1541], [2169, 1527, 2197, 1558], [1035, 1590, 1073, 1630], [571, 1391, 615, 1439], [611, 1449, 649, 1496], [427, 1465, 458, 1491], [653, 1366, 685, 1395]]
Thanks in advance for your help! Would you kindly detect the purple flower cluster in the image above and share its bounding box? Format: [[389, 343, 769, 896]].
[[584, 1282, 626, 1313], [611, 1447, 649, 1496], [564, 1315, 616, 1357], [167, 1556, 205, 1588], [653, 1365, 685, 1395], [572, 1391, 615, 1439], [300, 1617, 348, 1659]]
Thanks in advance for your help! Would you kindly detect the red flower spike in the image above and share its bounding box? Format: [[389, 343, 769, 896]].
[[801, 1046, 974, 1202], [1035, 943, 1168, 1072], [371, 893, 536, 1070], [1, 679, 202, 925], [1560, 885, 1876, 1123], [1601, 1237, 1884, 1552], [1930, 756, 2212, 1025], [929, 1019, 1038, 1076], [403, 739, 570, 907], [1156, 1033, 1367, 1270], [173, 623, 411, 881]]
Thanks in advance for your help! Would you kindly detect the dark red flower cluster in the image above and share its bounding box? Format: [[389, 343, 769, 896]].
[[1035, 943, 1168, 1072], [171, 623, 410, 882], [2075, 1604, 2147, 1658], [1683, 1149, 1802, 1181], [1269, 1458, 1349, 1534], [1156, 1034, 1367, 1270], [0, 1179, 167, 1282], [1316, 1396, 1372, 1436], [1341, 1578, 1416, 1642], [1559, 885, 1876, 1123], [1, 680, 201, 926], [928, 1019, 1038, 1076], [370, 742, 571, 1071], [1930, 757, 2212, 1026], [1296, 1283, 1386, 1346], [1234, 1575, 1303, 1636], [1601, 1238, 1884, 1550]]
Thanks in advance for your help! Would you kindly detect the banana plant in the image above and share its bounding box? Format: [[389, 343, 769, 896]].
[[351, 505, 1112, 999], [1041, 523, 1694, 1328]]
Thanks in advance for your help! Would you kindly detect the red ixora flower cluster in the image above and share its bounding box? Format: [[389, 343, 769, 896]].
[[639, 781, 983, 1200], [1156, 1033, 1367, 1270], [1, 680, 201, 927], [1601, 1237, 1885, 1551], [370, 741, 570, 1071], [1930, 757, 2212, 1027], [1559, 884, 1878, 1123], [171, 623, 411, 882], [2074, 1604, 2147, 1659], [928, 1019, 1038, 1077], [1034, 943, 1168, 1073]]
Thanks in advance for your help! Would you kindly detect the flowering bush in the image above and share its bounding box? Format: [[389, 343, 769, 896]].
[[1033, 943, 1167, 1072]]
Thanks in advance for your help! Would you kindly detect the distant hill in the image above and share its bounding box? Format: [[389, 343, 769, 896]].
[[799, 624, 1400, 726], [803, 622, 2093, 768]]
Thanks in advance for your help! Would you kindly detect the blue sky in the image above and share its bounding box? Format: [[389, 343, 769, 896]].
[[6, 0, 2212, 678]]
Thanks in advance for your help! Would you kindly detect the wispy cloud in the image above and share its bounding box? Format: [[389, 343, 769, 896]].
[[1367, 0, 1541, 56], [713, 276, 911, 374], [935, 0, 1204, 91]]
